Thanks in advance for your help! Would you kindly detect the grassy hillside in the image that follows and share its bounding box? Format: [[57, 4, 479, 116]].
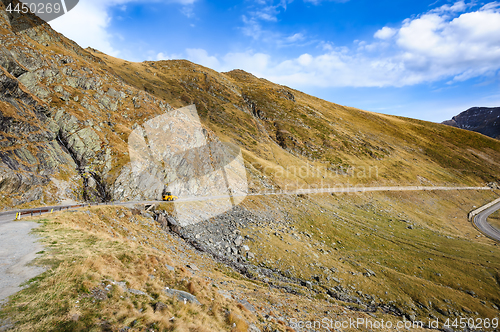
[[237, 189, 500, 319], [2, 189, 500, 331], [2, 0, 500, 207], [92, 51, 500, 191]]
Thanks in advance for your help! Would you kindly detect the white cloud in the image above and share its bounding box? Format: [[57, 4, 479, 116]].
[[169, 2, 500, 89], [430, 0, 468, 14], [248, 0, 290, 23], [50, 0, 118, 56], [393, 6, 500, 83], [156, 52, 169, 60], [241, 0, 300, 44], [185, 48, 221, 69], [374, 27, 396, 40], [156, 51, 183, 60], [221, 52, 271, 73], [241, 15, 264, 39], [240, 14, 306, 47], [480, 2, 500, 11], [297, 53, 313, 66], [52, 0, 500, 90], [50, 0, 198, 56]]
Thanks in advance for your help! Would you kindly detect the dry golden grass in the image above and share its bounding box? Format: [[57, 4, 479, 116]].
[[239, 189, 500, 323], [0, 207, 257, 331], [227, 312, 248, 332], [0, 205, 442, 331]]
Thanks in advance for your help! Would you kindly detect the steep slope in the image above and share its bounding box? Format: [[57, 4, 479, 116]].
[[443, 107, 500, 139], [0, 0, 178, 207], [94, 52, 500, 191], [1, 206, 442, 332]]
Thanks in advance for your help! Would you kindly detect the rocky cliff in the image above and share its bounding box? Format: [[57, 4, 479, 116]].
[[443, 107, 500, 139], [0, 0, 183, 207], [2, 3, 500, 328]]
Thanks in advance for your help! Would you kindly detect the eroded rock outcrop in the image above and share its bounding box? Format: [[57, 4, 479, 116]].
[[0, 1, 246, 208], [0, 0, 182, 206], [115, 105, 248, 226]]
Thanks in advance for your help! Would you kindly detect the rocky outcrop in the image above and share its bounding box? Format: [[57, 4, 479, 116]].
[[1, 0, 500, 209], [114, 105, 248, 225], [0, 1, 251, 208], [443, 107, 500, 139], [0, 45, 27, 77], [164, 288, 201, 305], [0, 64, 80, 206], [0, 1, 177, 206]]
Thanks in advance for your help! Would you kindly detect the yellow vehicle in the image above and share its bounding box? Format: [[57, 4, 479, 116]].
[[162, 191, 178, 201]]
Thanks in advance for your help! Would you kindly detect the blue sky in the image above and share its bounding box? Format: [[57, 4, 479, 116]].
[[51, 0, 500, 122]]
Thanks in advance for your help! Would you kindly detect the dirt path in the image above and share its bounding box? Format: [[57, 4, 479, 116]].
[[0, 214, 45, 307]]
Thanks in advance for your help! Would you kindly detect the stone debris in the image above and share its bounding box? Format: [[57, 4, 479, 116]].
[[364, 268, 376, 277], [217, 290, 232, 299], [106, 280, 153, 300], [154, 302, 168, 313], [187, 263, 199, 271], [164, 288, 201, 305], [237, 299, 256, 313]]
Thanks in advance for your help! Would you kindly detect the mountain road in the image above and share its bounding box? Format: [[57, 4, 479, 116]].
[[0, 185, 497, 305], [472, 200, 500, 242]]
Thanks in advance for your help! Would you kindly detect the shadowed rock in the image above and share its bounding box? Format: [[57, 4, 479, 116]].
[[164, 288, 201, 305]]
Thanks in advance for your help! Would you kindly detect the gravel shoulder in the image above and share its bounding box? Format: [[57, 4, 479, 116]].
[[0, 214, 46, 307]]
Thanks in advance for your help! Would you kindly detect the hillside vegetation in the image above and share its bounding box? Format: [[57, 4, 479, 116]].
[[1, 0, 500, 207], [0, 206, 433, 332], [93, 51, 500, 191]]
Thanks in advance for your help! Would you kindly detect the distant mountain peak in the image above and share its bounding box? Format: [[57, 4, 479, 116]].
[[442, 107, 500, 139]]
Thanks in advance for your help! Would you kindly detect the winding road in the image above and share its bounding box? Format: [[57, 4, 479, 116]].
[[0, 185, 498, 306], [472, 199, 500, 242]]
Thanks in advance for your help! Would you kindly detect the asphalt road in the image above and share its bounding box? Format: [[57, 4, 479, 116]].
[[473, 200, 500, 242], [0, 213, 45, 306]]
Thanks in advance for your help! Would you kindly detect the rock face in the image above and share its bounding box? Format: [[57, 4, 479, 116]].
[[442, 107, 500, 139], [0, 62, 79, 206], [0, 0, 248, 209], [163, 288, 201, 305], [0, 1, 180, 206], [114, 104, 248, 226], [114, 105, 247, 203]]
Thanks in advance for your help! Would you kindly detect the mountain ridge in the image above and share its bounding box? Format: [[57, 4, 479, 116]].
[[443, 106, 500, 139]]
